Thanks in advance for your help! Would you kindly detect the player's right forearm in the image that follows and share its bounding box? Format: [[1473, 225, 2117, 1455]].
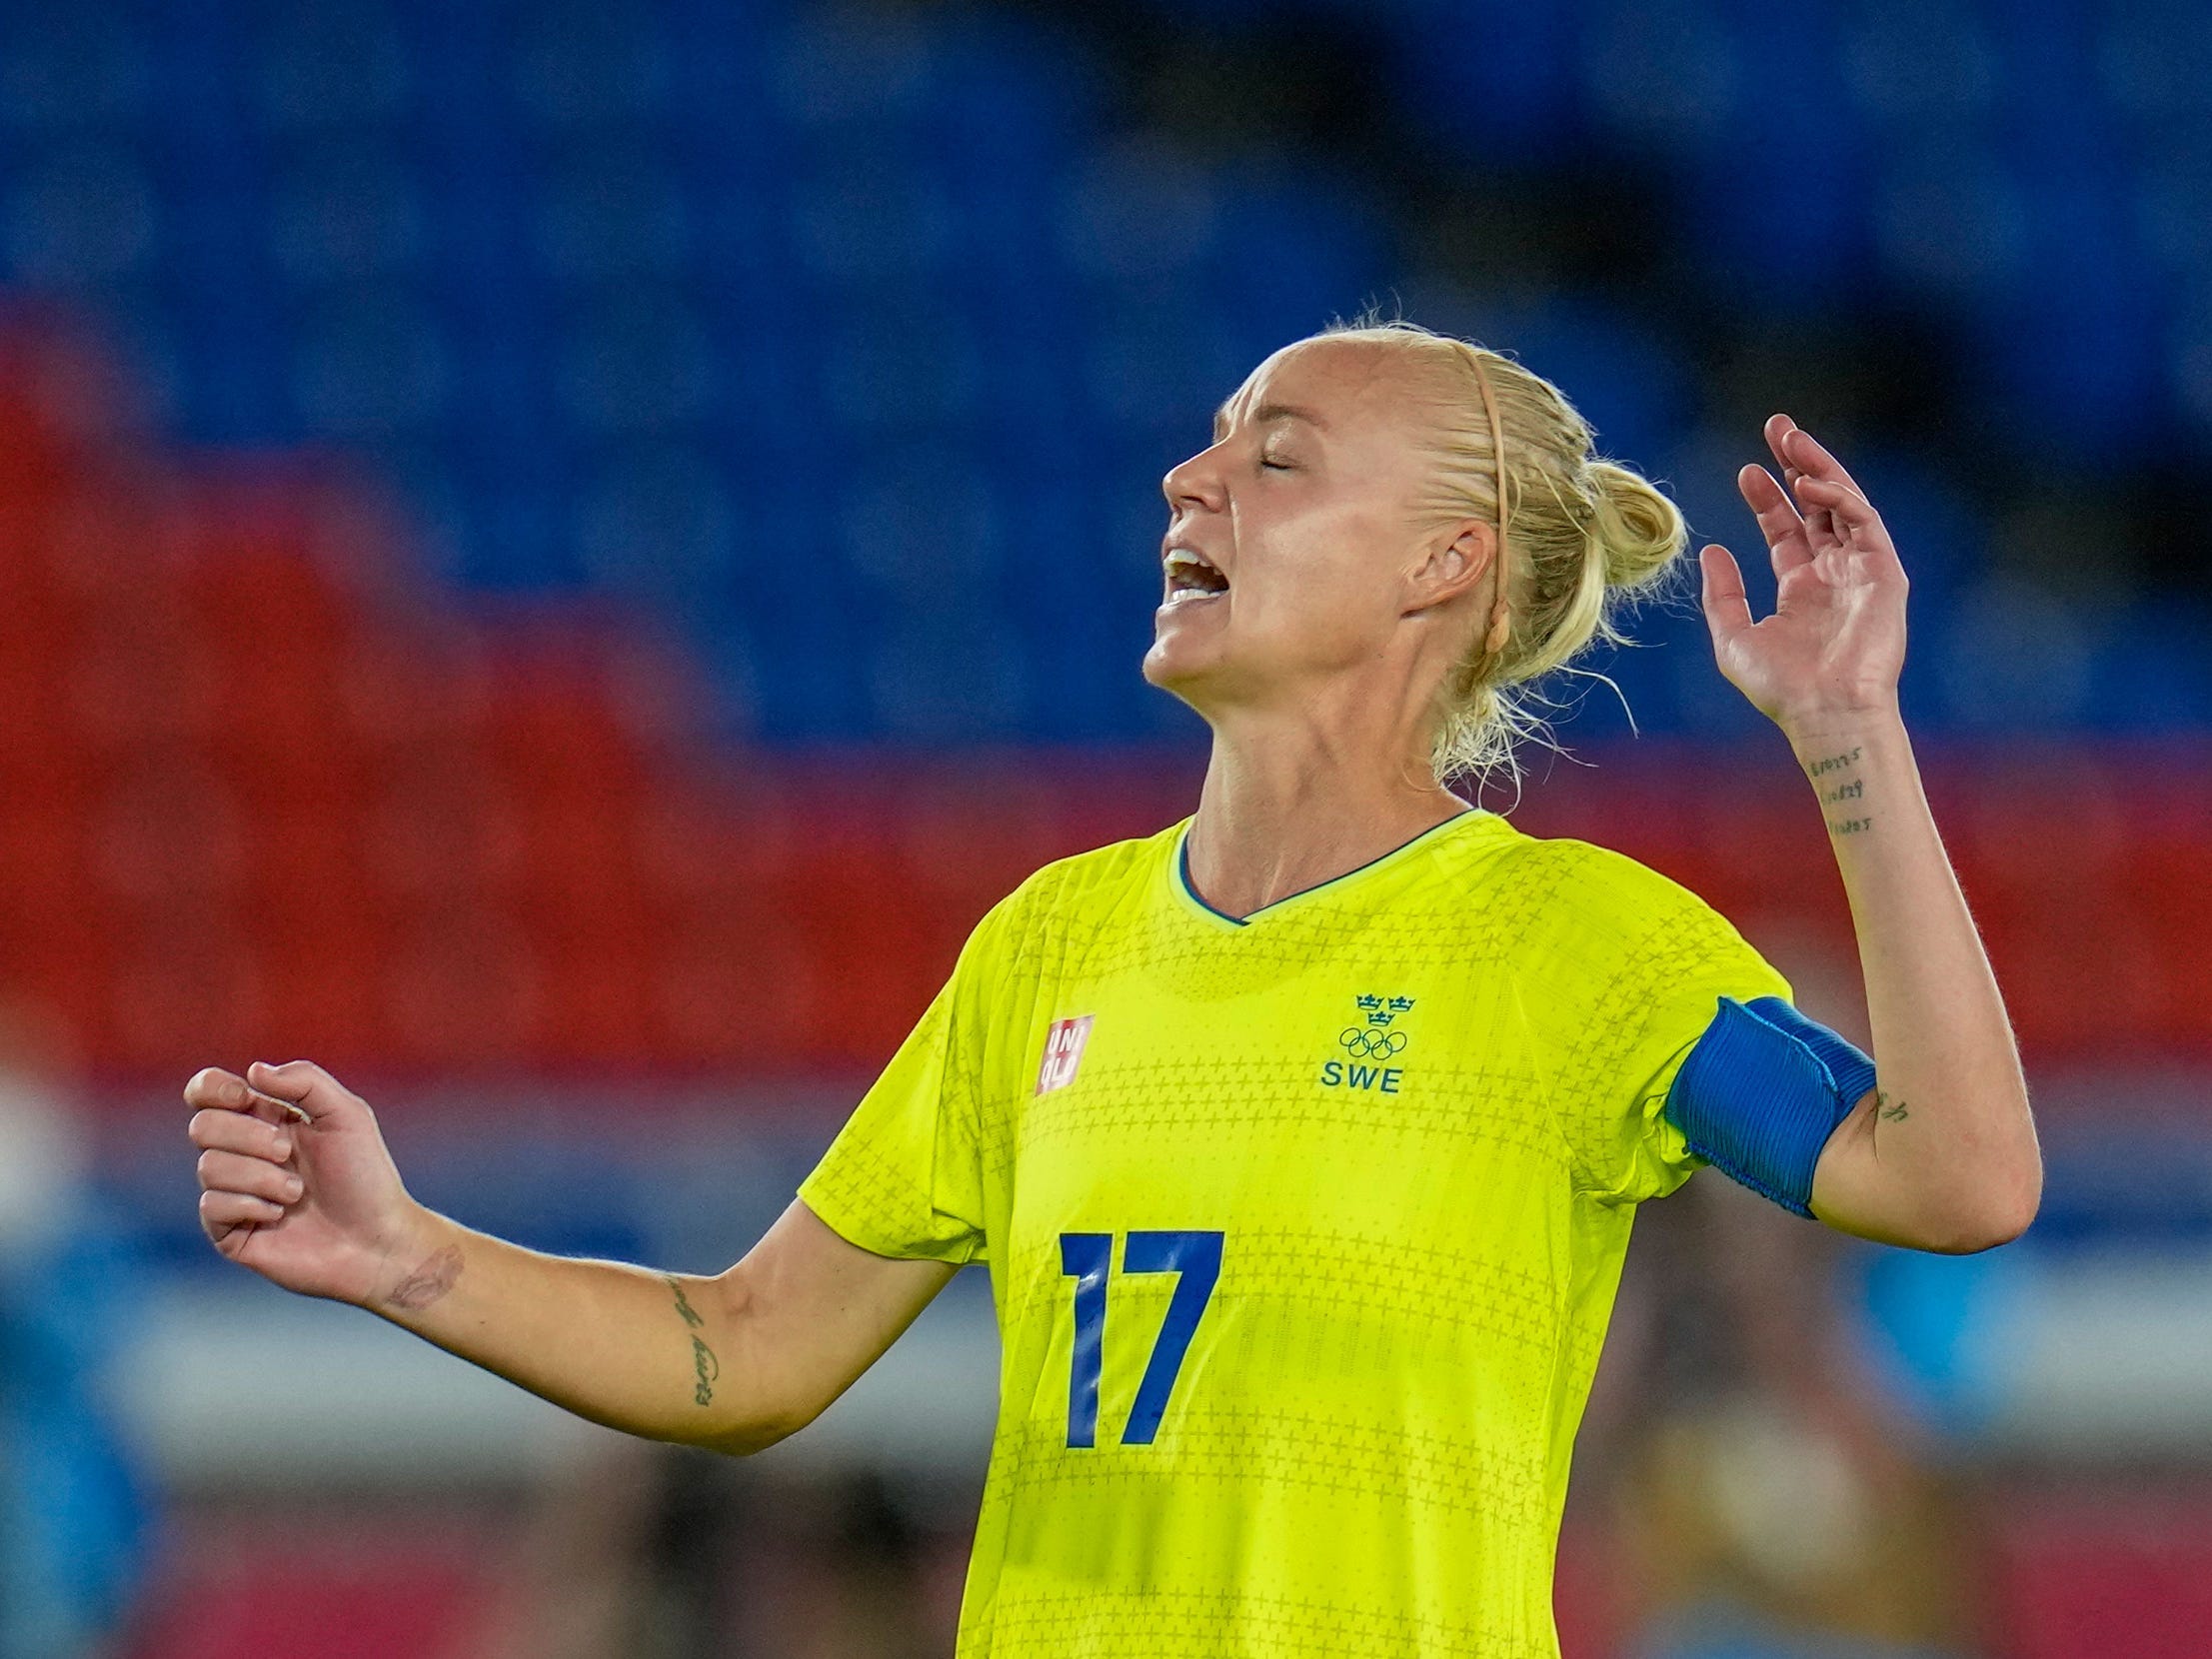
[[364, 1206, 787, 1454]]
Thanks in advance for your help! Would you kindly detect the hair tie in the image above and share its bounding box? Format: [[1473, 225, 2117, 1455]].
[[1467, 350, 1512, 658]]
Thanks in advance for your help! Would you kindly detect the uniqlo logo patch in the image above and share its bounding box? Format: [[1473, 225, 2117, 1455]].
[[1037, 1015, 1095, 1095]]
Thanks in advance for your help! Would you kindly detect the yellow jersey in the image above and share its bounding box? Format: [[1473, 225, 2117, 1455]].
[[797, 806, 1793, 1658]]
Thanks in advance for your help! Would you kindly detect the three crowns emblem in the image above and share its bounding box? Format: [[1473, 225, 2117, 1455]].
[[1339, 993, 1415, 1061]]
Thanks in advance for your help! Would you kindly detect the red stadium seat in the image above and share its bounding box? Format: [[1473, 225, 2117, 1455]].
[[2, 308, 2209, 1085], [129, 1518, 493, 1659], [2123, 835, 2212, 1051], [530, 938, 661, 1070], [1985, 1487, 2212, 1659], [333, 619, 491, 760], [105, 903, 267, 1073], [381, 901, 544, 1071], [364, 752, 528, 905]]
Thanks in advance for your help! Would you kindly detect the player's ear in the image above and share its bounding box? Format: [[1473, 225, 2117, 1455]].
[[1402, 518, 1495, 617]]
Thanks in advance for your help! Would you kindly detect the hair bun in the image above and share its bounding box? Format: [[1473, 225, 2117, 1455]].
[[1582, 460, 1686, 591]]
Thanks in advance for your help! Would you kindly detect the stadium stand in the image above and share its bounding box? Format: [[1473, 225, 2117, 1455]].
[[1112, 0, 2212, 470], [1, 310, 2207, 1082], [0, 0, 2205, 1081], [1, 0, 2204, 754]]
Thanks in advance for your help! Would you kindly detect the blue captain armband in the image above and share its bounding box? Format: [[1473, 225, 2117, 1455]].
[[1660, 995, 1877, 1219]]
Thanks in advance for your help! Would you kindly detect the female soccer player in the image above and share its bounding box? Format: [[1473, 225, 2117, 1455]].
[[185, 320, 2041, 1658]]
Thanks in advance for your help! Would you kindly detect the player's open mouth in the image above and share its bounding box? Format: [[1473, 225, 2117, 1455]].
[[1162, 547, 1229, 607]]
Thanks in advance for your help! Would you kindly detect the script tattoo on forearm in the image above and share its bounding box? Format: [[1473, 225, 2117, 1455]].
[[386, 1246, 463, 1311], [1805, 745, 1873, 835], [667, 1276, 719, 1407], [1875, 1088, 1910, 1122]]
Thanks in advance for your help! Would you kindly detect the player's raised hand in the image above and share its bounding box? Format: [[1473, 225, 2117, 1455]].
[[1697, 414, 1909, 733], [185, 1060, 427, 1306]]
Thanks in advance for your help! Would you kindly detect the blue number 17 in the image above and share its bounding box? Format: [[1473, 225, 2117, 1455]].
[[1058, 1229, 1223, 1448]]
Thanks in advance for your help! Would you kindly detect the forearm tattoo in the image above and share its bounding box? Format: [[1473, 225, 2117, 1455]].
[[667, 1276, 720, 1407], [386, 1246, 463, 1311], [1805, 745, 1872, 835], [1875, 1088, 1909, 1122]]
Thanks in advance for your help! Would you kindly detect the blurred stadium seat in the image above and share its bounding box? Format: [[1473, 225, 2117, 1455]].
[[1986, 1487, 2212, 1659], [5, 297, 2208, 1078], [4, 0, 2200, 753]]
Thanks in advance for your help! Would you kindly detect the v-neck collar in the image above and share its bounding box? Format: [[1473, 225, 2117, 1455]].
[[1169, 809, 1496, 928]]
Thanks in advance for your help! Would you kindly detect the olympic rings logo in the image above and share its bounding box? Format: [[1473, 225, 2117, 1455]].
[[1338, 1027, 1407, 1058]]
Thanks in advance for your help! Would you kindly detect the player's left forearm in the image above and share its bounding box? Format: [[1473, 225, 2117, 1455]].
[[1785, 703, 2042, 1250]]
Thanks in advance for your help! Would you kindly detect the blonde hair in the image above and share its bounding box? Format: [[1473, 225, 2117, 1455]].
[[1309, 315, 1689, 801]]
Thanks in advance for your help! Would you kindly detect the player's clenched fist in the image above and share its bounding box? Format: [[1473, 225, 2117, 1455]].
[[184, 1060, 429, 1307]]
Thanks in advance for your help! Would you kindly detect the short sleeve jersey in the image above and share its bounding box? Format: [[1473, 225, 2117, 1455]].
[[797, 808, 1793, 1659]]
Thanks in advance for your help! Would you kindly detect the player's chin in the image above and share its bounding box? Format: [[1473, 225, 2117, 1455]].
[[1141, 608, 1230, 692]]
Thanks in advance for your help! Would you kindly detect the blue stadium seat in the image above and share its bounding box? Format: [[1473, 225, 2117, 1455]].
[[0, 0, 2192, 743], [287, 291, 451, 440], [1379, 0, 1584, 164], [2083, 600, 2212, 731], [1578, 0, 1741, 167]]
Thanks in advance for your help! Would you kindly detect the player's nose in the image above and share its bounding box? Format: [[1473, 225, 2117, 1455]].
[[1162, 444, 1226, 514]]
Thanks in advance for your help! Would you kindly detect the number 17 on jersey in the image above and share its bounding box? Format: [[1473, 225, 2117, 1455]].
[[1058, 1229, 1224, 1449]]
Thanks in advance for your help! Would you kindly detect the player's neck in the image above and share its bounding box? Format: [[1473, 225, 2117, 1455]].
[[1187, 706, 1468, 919]]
